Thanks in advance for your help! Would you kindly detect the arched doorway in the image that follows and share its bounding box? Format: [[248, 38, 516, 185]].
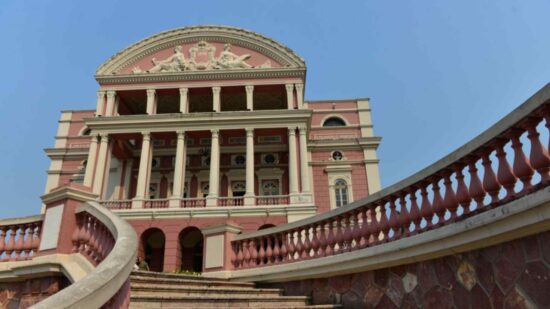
[[179, 227, 204, 272], [141, 228, 165, 272]]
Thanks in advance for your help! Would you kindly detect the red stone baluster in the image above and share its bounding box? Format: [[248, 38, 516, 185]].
[[351, 210, 362, 249], [378, 200, 390, 241], [295, 229, 305, 259], [272, 235, 280, 263], [509, 129, 534, 193], [479, 149, 501, 205], [265, 236, 273, 264], [408, 188, 421, 234], [14, 226, 25, 260], [342, 214, 354, 251], [367, 207, 379, 244], [453, 163, 472, 216], [230, 243, 237, 268], [236, 241, 244, 268], [310, 224, 320, 257], [419, 183, 433, 230], [0, 227, 6, 261], [250, 239, 258, 266], [243, 240, 251, 267], [280, 232, 288, 261], [31, 224, 40, 256], [22, 225, 34, 260], [442, 170, 459, 220], [466, 156, 486, 211], [288, 231, 297, 261], [397, 193, 410, 236], [87, 218, 98, 262], [525, 118, 550, 183], [431, 176, 446, 226], [79, 215, 90, 254], [359, 208, 370, 247], [388, 196, 399, 239], [6, 226, 16, 261], [326, 220, 335, 256], [304, 227, 313, 258], [72, 215, 82, 253], [494, 139, 517, 199], [333, 217, 344, 252], [96, 224, 106, 262], [317, 222, 327, 257], [258, 237, 266, 265]]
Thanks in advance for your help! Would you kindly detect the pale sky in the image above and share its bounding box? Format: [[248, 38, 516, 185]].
[[1, 0, 549, 217]]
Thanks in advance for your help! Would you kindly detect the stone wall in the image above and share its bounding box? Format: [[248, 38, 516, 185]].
[[266, 230, 550, 308], [0, 276, 69, 309]]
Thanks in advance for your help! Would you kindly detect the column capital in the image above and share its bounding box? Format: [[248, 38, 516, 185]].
[[211, 129, 219, 138], [99, 133, 109, 142], [245, 127, 254, 134], [245, 85, 254, 93], [90, 134, 100, 143], [212, 86, 221, 94], [295, 83, 304, 91], [288, 127, 296, 136], [97, 90, 106, 97], [179, 87, 188, 95], [285, 84, 294, 91], [298, 126, 308, 133], [176, 130, 186, 138], [141, 131, 151, 140], [106, 90, 116, 99], [146, 89, 156, 97]]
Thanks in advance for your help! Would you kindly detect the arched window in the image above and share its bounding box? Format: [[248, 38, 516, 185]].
[[81, 128, 91, 136], [323, 117, 346, 127], [262, 181, 279, 196], [334, 179, 349, 207]]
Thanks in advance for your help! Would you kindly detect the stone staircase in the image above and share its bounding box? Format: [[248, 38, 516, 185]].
[[129, 271, 340, 308]]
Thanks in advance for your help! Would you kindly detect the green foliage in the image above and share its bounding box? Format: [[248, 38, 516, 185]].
[[172, 269, 202, 276]]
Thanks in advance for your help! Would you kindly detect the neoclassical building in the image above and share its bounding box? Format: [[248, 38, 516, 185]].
[[43, 25, 382, 273]]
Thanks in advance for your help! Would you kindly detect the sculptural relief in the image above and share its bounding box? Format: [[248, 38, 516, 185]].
[[131, 41, 272, 74]]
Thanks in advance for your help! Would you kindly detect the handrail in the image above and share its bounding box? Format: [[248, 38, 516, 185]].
[[32, 201, 137, 309], [231, 83, 550, 269]]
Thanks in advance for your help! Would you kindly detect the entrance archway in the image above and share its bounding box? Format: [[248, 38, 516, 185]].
[[179, 227, 204, 272], [141, 228, 165, 272]]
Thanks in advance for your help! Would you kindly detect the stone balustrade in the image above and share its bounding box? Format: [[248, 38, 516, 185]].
[[99, 200, 132, 210], [218, 197, 245, 207], [0, 215, 42, 262], [180, 197, 206, 208], [71, 211, 115, 266], [231, 85, 550, 270], [144, 199, 169, 209], [256, 195, 290, 206]]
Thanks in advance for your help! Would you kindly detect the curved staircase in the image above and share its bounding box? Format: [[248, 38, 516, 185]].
[[129, 271, 340, 308]]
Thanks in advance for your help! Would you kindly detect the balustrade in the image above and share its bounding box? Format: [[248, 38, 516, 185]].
[[218, 197, 245, 207], [71, 211, 115, 265], [256, 195, 290, 205], [180, 198, 206, 208], [144, 199, 169, 209], [231, 97, 550, 270], [0, 218, 41, 262], [99, 200, 132, 210]]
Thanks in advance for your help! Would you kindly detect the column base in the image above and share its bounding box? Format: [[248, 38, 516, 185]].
[[244, 195, 255, 206], [168, 197, 181, 208], [132, 198, 144, 209], [206, 196, 218, 207]]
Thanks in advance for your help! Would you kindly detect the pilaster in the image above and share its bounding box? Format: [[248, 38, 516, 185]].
[[295, 83, 304, 109], [146, 89, 156, 115], [95, 90, 105, 117], [245, 85, 254, 111], [285, 84, 295, 110], [179, 87, 188, 114], [105, 91, 116, 116], [212, 86, 221, 112]]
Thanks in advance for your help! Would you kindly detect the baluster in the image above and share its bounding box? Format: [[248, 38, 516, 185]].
[[14, 226, 25, 260], [22, 225, 34, 260], [6, 226, 16, 261], [287, 232, 296, 261], [295, 229, 304, 259], [325, 220, 335, 256], [79, 215, 90, 254], [31, 224, 40, 255], [242, 240, 250, 267], [96, 224, 106, 262], [453, 163, 472, 216], [419, 183, 433, 230], [317, 222, 327, 257], [250, 239, 258, 266], [342, 214, 354, 251], [230, 243, 238, 268], [378, 200, 390, 241], [509, 129, 535, 193], [397, 193, 410, 236], [0, 227, 6, 261], [388, 197, 399, 239], [525, 118, 550, 183], [408, 188, 421, 234], [431, 176, 445, 226], [351, 211, 362, 249], [236, 242, 244, 268], [266, 236, 273, 264], [367, 207, 379, 244], [302, 227, 311, 258], [494, 139, 517, 199], [257, 237, 265, 265], [480, 149, 501, 205], [72, 215, 82, 253], [333, 218, 344, 252], [310, 224, 320, 257], [466, 156, 486, 211], [88, 218, 99, 262], [272, 235, 280, 263], [280, 232, 288, 262], [442, 170, 459, 221], [359, 208, 370, 247]]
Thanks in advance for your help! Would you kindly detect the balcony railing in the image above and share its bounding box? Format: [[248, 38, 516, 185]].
[[144, 199, 169, 209], [0, 215, 42, 262], [231, 84, 550, 270], [256, 195, 290, 205], [180, 198, 206, 208], [218, 197, 244, 207], [99, 200, 132, 210]]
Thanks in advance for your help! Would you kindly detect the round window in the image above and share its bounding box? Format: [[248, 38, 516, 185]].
[[264, 154, 276, 164], [332, 151, 343, 161], [235, 155, 245, 165]]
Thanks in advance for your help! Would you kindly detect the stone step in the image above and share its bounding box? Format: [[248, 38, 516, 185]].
[[130, 275, 255, 289], [129, 295, 310, 308], [131, 283, 283, 297]]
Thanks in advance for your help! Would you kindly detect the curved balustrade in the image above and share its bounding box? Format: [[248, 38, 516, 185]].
[[256, 195, 290, 205], [33, 202, 137, 309], [99, 200, 132, 210], [0, 215, 42, 262], [231, 84, 550, 270], [144, 199, 169, 209], [218, 197, 244, 207]]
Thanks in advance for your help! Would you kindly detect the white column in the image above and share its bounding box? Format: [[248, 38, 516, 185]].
[[288, 128, 299, 195], [212, 86, 221, 112], [95, 91, 105, 117], [206, 129, 220, 206], [170, 131, 187, 207], [92, 134, 110, 196], [146, 89, 156, 115], [298, 126, 311, 194], [244, 128, 255, 205], [285, 84, 295, 110], [133, 132, 151, 208], [83, 134, 99, 187], [179, 87, 188, 113], [245, 85, 254, 111], [295, 83, 304, 109], [105, 91, 116, 116]]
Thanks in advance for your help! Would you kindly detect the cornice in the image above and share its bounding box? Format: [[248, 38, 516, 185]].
[[96, 25, 306, 76], [41, 185, 98, 205]]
